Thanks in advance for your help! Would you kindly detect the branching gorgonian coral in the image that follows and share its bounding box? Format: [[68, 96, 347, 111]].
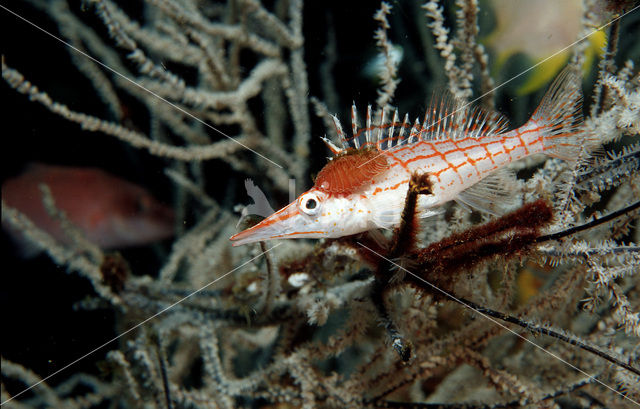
[[1, 0, 638, 408]]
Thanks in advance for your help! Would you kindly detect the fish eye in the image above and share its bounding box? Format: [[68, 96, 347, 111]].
[[299, 193, 321, 216], [306, 199, 317, 209]]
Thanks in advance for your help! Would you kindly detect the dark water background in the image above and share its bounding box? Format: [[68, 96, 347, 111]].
[[1, 0, 639, 395]]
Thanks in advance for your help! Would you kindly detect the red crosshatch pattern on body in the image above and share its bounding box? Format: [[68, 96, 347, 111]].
[[231, 66, 584, 246]]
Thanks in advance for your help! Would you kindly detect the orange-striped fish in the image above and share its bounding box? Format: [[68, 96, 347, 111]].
[[231, 67, 583, 246]]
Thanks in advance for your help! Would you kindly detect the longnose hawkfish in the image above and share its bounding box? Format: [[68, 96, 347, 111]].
[[231, 67, 584, 246]]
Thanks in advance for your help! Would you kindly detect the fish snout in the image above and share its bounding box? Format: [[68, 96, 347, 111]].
[[230, 201, 326, 246]]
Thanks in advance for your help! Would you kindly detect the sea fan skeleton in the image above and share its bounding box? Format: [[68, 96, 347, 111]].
[[1, 0, 639, 407]]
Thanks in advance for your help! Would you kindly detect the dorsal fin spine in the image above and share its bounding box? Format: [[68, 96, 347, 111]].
[[351, 103, 360, 149], [476, 115, 487, 139], [465, 107, 476, 138], [409, 118, 419, 144], [452, 103, 463, 139], [344, 91, 511, 152], [332, 115, 348, 150], [496, 114, 507, 134], [376, 109, 385, 150], [429, 100, 437, 139], [389, 109, 398, 149], [419, 111, 427, 141], [321, 136, 342, 155], [443, 104, 452, 138], [366, 105, 372, 145], [398, 113, 408, 146], [433, 99, 442, 139], [426, 97, 435, 139], [444, 101, 453, 138], [475, 110, 485, 138]]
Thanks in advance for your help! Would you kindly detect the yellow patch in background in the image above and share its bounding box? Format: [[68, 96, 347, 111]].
[[484, 0, 606, 95], [516, 268, 544, 304], [516, 30, 606, 95]]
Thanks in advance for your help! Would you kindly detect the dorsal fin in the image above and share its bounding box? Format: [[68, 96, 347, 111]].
[[314, 149, 389, 196], [324, 96, 509, 156], [426, 92, 510, 140]]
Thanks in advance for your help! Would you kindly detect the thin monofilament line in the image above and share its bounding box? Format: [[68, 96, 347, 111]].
[[355, 4, 640, 169], [356, 242, 640, 406], [0, 243, 282, 406], [0, 4, 283, 169]]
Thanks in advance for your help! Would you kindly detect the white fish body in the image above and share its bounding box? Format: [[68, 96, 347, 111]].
[[231, 67, 584, 246]]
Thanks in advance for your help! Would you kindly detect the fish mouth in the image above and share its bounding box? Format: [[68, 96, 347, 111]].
[[230, 222, 282, 246], [230, 201, 297, 246], [230, 202, 325, 246], [230, 227, 327, 246]]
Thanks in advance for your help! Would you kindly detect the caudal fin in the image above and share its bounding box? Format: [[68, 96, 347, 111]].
[[530, 66, 584, 162]]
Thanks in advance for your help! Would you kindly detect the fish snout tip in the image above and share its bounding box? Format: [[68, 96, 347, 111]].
[[229, 231, 254, 247], [230, 202, 300, 246], [229, 223, 273, 246]]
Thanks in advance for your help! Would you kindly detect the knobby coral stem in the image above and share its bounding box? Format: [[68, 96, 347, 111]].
[[460, 298, 640, 377], [387, 172, 434, 259], [372, 172, 433, 362], [370, 278, 412, 362], [371, 377, 593, 408], [535, 200, 640, 243], [151, 333, 173, 409], [410, 199, 554, 296], [594, 18, 620, 116], [259, 241, 279, 316]]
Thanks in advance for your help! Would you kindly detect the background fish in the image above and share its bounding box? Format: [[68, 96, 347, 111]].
[[3, 163, 174, 253]]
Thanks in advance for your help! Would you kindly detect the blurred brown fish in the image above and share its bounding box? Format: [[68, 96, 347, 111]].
[[3, 163, 174, 253]]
